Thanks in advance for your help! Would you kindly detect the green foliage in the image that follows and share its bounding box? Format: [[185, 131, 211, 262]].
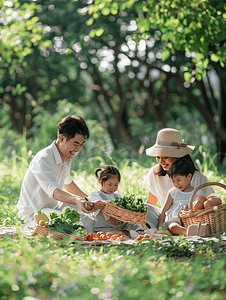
[[1, 0, 225, 162], [48, 207, 86, 236], [0, 149, 226, 299], [0, 0, 48, 73], [91, 0, 226, 80], [111, 195, 148, 212]]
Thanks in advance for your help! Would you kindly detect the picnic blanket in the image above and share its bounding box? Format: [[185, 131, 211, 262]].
[[1, 226, 226, 246]]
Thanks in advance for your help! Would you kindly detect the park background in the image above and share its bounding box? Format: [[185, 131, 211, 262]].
[[0, 1, 226, 299]]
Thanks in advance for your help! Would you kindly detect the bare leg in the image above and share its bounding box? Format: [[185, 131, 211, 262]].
[[168, 223, 187, 236]]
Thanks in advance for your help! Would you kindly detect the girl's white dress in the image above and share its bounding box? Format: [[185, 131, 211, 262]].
[[162, 187, 204, 229], [80, 190, 141, 234]]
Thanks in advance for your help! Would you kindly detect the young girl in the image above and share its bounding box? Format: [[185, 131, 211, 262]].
[[157, 158, 205, 236], [80, 165, 142, 236]]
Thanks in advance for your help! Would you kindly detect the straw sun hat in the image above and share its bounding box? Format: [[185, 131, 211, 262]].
[[146, 128, 195, 158]]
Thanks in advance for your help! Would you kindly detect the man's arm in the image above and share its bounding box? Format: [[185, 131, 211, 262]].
[[63, 181, 88, 198], [53, 185, 106, 213], [53, 188, 94, 213]]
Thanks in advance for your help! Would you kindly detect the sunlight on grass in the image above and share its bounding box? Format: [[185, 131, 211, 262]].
[[0, 149, 226, 299]]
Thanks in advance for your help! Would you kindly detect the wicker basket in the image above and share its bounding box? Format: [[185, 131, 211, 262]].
[[101, 201, 148, 225], [178, 182, 226, 236], [31, 224, 86, 241]]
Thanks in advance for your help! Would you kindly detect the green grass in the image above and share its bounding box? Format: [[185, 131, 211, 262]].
[[0, 150, 226, 299]]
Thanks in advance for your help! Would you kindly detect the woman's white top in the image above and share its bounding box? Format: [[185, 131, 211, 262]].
[[144, 164, 214, 207]]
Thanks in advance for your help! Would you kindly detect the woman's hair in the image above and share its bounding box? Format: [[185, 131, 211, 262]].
[[154, 154, 198, 176], [57, 115, 89, 140], [168, 157, 196, 178], [95, 165, 121, 184]]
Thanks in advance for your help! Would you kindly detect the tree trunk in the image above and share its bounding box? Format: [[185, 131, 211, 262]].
[[217, 78, 226, 163]]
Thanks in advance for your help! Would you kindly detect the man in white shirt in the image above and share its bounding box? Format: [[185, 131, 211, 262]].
[[17, 115, 104, 230]]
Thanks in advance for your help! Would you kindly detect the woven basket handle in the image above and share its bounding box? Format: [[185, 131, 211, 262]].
[[189, 181, 226, 209]]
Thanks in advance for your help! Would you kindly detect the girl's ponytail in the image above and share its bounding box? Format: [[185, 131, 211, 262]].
[[95, 168, 102, 180], [94, 165, 121, 184]]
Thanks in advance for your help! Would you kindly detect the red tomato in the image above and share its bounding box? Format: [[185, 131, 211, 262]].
[[115, 232, 123, 237], [100, 234, 107, 240], [106, 232, 115, 239], [110, 235, 117, 240], [116, 235, 125, 241], [87, 233, 96, 241], [96, 231, 105, 239]]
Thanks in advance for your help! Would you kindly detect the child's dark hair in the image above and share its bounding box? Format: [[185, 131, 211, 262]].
[[95, 165, 121, 184], [57, 115, 89, 141], [168, 157, 196, 178], [155, 154, 198, 176]]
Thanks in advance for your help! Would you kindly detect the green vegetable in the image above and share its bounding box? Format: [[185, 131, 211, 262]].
[[62, 206, 80, 225], [48, 206, 86, 237], [111, 195, 147, 213]]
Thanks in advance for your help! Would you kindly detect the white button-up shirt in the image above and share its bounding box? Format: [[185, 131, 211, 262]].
[[17, 141, 73, 224]]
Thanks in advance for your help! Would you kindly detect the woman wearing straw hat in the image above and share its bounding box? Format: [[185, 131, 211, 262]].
[[144, 128, 214, 231]]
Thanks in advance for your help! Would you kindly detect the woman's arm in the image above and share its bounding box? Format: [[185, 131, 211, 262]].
[[145, 192, 158, 206], [158, 193, 173, 228]]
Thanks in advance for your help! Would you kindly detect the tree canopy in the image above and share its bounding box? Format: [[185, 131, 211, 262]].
[[0, 0, 226, 163], [89, 0, 226, 81]]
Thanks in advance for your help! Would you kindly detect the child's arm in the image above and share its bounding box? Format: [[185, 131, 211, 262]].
[[158, 192, 174, 228]]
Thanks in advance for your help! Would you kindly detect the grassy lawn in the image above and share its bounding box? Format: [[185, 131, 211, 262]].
[[0, 152, 226, 300]]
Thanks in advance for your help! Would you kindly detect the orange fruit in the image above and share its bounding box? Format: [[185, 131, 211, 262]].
[[204, 199, 215, 209], [213, 197, 222, 205], [207, 197, 222, 206], [192, 200, 204, 210], [195, 195, 206, 204]]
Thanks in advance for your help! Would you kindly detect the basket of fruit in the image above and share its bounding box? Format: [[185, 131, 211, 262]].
[[32, 207, 87, 241], [101, 195, 148, 225], [178, 182, 226, 236]]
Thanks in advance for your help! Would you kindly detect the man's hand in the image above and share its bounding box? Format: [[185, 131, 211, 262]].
[[75, 198, 94, 213], [75, 198, 106, 214], [85, 200, 106, 212]]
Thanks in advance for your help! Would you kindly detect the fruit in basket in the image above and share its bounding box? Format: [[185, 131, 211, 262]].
[[110, 195, 147, 213], [207, 196, 222, 206], [213, 197, 222, 205], [195, 195, 206, 204], [192, 200, 204, 210], [34, 210, 49, 225], [204, 199, 215, 209]]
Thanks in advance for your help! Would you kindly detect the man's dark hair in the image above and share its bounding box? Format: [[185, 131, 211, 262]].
[[168, 157, 196, 178], [57, 115, 89, 140]]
